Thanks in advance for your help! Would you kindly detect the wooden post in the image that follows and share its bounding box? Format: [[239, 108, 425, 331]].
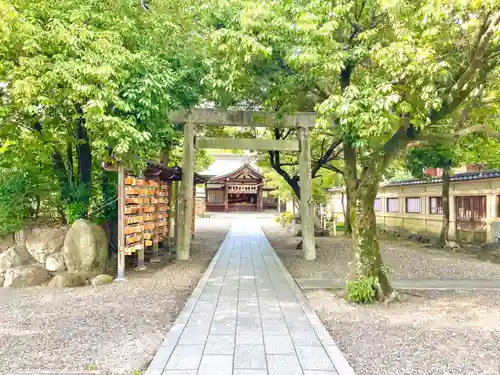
[[167, 180, 174, 240], [177, 122, 195, 260], [116, 162, 126, 281], [150, 178, 161, 263], [174, 180, 180, 246], [278, 196, 284, 227], [137, 180, 146, 271], [258, 185, 264, 211], [224, 183, 229, 213], [137, 240, 146, 270], [298, 126, 315, 260], [192, 186, 196, 239]]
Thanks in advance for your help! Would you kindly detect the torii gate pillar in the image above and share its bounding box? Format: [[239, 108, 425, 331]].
[[298, 126, 315, 260], [177, 122, 195, 260]]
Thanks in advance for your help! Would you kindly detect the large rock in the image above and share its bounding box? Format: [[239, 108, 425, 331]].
[[62, 219, 108, 273], [0, 246, 31, 273], [45, 252, 66, 272], [4, 265, 50, 288], [0, 234, 15, 252], [91, 274, 114, 287], [48, 273, 90, 288], [25, 227, 66, 264]]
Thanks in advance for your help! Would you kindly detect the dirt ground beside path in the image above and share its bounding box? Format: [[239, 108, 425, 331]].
[[261, 219, 500, 375], [307, 289, 500, 375], [262, 219, 500, 281], [0, 217, 231, 375]]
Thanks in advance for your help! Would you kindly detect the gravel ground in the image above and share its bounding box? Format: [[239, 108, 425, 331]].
[[307, 289, 500, 375], [261, 219, 500, 375], [0, 217, 231, 375], [261, 219, 500, 281]]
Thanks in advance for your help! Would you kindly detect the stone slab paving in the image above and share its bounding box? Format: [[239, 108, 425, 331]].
[[297, 278, 500, 291], [145, 219, 355, 375]]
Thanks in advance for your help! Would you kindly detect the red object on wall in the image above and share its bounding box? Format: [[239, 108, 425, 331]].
[[466, 164, 483, 172], [423, 168, 443, 177]]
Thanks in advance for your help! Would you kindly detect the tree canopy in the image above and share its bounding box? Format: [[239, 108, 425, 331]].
[[0, 0, 204, 228]]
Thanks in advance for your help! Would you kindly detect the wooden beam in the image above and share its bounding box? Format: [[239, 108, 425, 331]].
[[177, 123, 195, 260], [170, 108, 317, 128], [224, 183, 229, 213], [115, 162, 126, 281], [298, 126, 316, 260], [195, 137, 300, 152]]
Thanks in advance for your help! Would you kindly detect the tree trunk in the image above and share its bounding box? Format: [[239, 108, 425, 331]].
[[438, 169, 451, 247], [343, 141, 357, 235], [76, 119, 92, 187], [351, 183, 393, 299], [75, 115, 92, 216], [343, 191, 353, 235], [67, 143, 74, 185]]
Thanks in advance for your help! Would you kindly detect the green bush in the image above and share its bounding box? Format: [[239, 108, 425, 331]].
[[276, 212, 295, 224], [0, 172, 31, 236], [346, 276, 378, 303], [61, 183, 92, 225]]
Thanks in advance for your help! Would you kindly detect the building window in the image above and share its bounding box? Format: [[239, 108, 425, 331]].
[[456, 196, 486, 219], [405, 197, 421, 213], [207, 190, 224, 204], [430, 197, 443, 214], [386, 198, 400, 213], [374, 198, 382, 212]]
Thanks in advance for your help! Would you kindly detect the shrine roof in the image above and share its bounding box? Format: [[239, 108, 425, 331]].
[[207, 162, 263, 183], [102, 161, 206, 184]]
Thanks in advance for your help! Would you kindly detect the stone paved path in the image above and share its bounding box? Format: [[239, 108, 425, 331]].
[[145, 219, 354, 375]]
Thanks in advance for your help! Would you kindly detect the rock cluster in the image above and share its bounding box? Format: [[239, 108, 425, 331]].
[[0, 219, 111, 288]]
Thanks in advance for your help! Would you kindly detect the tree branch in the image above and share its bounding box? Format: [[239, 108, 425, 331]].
[[431, 11, 500, 124], [356, 0, 367, 22], [322, 163, 344, 175], [311, 139, 342, 178], [454, 124, 500, 138], [282, 128, 294, 140]]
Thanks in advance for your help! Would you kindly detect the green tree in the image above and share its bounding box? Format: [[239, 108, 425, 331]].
[[407, 145, 458, 247], [201, 0, 500, 299], [0, 0, 204, 224]]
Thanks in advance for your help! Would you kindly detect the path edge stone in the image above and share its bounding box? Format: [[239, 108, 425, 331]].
[[144, 234, 230, 375], [259, 227, 356, 375]]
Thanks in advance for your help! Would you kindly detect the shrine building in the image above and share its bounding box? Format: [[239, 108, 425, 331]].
[[199, 153, 279, 213]]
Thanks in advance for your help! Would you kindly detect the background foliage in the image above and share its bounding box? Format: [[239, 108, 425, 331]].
[[0, 0, 205, 230]]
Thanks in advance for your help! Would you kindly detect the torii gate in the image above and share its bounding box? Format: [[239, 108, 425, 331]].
[[170, 108, 316, 261]]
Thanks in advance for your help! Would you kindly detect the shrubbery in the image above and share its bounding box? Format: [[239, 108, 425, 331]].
[[346, 276, 378, 304], [275, 211, 295, 224], [0, 171, 41, 236]]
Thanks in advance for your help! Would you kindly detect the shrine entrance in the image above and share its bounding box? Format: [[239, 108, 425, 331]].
[[206, 163, 266, 212], [170, 108, 317, 261]]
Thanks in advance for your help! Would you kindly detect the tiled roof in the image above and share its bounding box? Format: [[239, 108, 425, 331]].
[[199, 153, 260, 178], [382, 170, 500, 187]]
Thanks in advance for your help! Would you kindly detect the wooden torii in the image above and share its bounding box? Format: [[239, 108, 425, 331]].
[[170, 108, 317, 261]]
